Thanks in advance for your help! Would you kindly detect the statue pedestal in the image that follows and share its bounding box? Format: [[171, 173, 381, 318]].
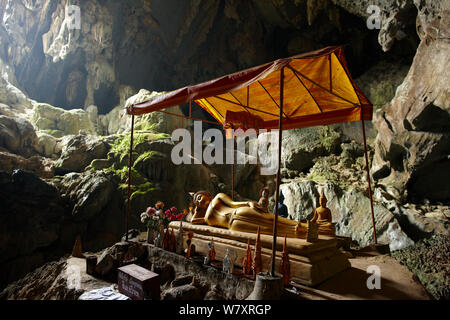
[[169, 221, 350, 286]]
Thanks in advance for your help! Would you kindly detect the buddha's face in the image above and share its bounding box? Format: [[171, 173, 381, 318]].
[[195, 192, 212, 209], [320, 197, 327, 207]]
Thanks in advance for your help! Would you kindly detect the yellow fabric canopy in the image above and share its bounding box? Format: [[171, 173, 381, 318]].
[[194, 46, 372, 132], [127, 46, 372, 132]]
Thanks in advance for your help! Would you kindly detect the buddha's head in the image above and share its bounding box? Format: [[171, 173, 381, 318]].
[[319, 190, 327, 207], [192, 190, 212, 209]]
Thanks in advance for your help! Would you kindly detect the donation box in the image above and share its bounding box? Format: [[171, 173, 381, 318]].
[[117, 264, 160, 300]]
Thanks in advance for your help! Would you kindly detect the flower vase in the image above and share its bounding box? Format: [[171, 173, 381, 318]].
[[156, 224, 165, 247], [147, 227, 155, 244]]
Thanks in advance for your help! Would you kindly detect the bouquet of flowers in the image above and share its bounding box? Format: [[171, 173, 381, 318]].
[[162, 206, 183, 228], [140, 201, 183, 231], [140, 206, 159, 231]]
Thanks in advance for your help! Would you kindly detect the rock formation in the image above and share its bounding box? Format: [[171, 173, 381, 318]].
[[0, 0, 448, 299], [372, 0, 450, 204]]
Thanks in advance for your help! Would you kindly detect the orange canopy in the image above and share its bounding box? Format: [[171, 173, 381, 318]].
[[126, 46, 372, 130]]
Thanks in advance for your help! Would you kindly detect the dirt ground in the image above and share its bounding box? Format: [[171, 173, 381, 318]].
[[292, 250, 432, 300]]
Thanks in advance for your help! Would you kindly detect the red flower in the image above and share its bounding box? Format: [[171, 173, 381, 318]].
[[165, 209, 171, 217], [170, 206, 177, 213]]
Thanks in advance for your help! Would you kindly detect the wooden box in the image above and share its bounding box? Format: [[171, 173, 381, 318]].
[[117, 264, 160, 300]]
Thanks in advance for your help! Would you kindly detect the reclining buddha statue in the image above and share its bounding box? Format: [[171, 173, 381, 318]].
[[189, 188, 335, 239]]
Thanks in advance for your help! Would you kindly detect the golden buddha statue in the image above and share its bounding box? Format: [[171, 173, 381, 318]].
[[191, 190, 308, 238], [311, 191, 335, 236], [187, 188, 335, 239]]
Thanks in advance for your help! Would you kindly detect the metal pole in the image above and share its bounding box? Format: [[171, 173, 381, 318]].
[[361, 117, 377, 244], [232, 162, 235, 201], [126, 114, 135, 242], [271, 68, 284, 276]]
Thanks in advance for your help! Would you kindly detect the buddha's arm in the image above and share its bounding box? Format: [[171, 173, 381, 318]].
[[215, 193, 252, 208], [311, 209, 318, 222]]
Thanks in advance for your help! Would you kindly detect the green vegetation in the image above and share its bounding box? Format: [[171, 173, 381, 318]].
[[130, 181, 156, 201], [109, 133, 146, 158], [89, 126, 171, 213], [392, 235, 450, 300], [134, 119, 158, 132], [106, 131, 169, 166], [134, 151, 161, 166], [319, 126, 341, 153]]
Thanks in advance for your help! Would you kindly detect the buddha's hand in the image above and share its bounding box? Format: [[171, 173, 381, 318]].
[[191, 217, 206, 225]]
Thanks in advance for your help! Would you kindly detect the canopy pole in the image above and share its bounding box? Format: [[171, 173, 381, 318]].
[[125, 114, 135, 242], [361, 117, 377, 244], [189, 100, 192, 118], [232, 162, 235, 201], [271, 67, 284, 276]]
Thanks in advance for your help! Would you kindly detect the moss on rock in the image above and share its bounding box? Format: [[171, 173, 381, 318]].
[[392, 234, 450, 300]]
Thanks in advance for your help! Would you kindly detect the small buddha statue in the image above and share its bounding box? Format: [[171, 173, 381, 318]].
[[310, 190, 335, 236], [257, 187, 269, 212], [273, 190, 288, 218], [222, 248, 233, 274]]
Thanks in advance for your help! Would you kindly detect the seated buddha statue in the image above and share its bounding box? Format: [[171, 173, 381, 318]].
[[190, 189, 309, 239], [311, 191, 335, 236]]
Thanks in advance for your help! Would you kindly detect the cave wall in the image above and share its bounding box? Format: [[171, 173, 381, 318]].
[[372, 0, 450, 204], [1, 0, 418, 114]]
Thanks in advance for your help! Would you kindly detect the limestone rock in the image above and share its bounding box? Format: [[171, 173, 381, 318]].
[[331, 0, 417, 51], [31, 103, 95, 137], [279, 179, 414, 250], [95, 247, 116, 277], [36, 132, 59, 158], [0, 58, 32, 114], [94, 242, 147, 279], [161, 284, 203, 300], [0, 170, 66, 289], [0, 115, 39, 157], [355, 60, 410, 111], [55, 170, 126, 251], [280, 127, 342, 173], [171, 274, 194, 288], [0, 150, 54, 178], [58, 171, 114, 221], [0, 257, 112, 300], [98, 105, 131, 135], [54, 134, 109, 173], [372, 22, 450, 203]]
